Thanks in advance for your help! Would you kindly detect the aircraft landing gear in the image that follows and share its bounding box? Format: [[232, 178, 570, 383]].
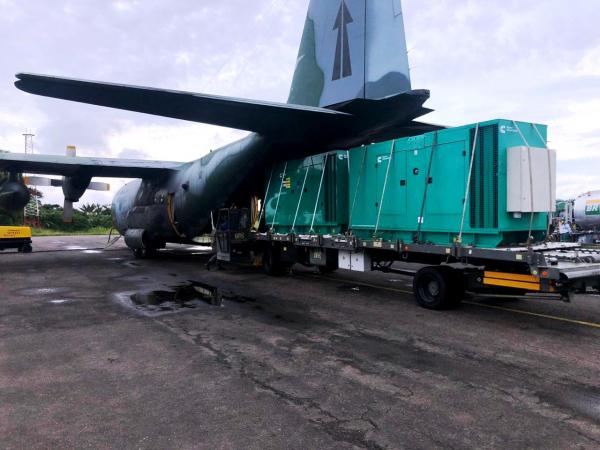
[[132, 246, 158, 259]]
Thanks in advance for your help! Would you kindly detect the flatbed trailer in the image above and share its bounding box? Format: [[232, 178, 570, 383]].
[[215, 222, 600, 310], [213, 119, 600, 309], [0, 226, 33, 253]]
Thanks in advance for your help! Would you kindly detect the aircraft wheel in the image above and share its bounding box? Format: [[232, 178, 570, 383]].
[[132, 247, 158, 259], [413, 267, 461, 310]]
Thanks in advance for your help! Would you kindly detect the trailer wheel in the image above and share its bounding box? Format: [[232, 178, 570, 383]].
[[413, 267, 459, 310], [317, 264, 337, 275], [439, 266, 466, 306], [263, 246, 289, 277]]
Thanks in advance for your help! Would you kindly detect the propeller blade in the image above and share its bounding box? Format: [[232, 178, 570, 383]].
[[63, 199, 74, 223], [88, 181, 110, 191], [23, 176, 51, 186], [23, 176, 63, 187]]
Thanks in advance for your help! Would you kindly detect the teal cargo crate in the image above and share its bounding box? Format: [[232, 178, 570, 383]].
[[265, 151, 349, 235], [348, 119, 554, 247]]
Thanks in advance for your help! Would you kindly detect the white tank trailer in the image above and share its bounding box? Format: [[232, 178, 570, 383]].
[[573, 190, 600, 230]]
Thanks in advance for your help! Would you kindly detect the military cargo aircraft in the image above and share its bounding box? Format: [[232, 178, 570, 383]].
[[0, 0, 438, 257]]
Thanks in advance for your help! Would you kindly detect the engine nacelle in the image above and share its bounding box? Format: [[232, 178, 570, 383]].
[[0, 181, 30, 211], [62, 175, 92, 202]]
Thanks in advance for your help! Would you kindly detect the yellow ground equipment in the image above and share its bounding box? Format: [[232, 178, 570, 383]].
[[0, 226, 32, 253]]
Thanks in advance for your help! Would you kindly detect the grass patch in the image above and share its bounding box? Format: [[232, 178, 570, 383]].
[[31, 227, 112, 237]]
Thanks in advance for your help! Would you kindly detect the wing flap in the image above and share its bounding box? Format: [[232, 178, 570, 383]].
[[0, 152, 183, 178], [15, 73, 350, 135]]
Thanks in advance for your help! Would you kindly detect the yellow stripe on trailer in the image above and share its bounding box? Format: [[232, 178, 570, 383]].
[[484, 271, 540, 283], [0, 226, 32, 239], [483, 277, 542, 292], [483, 271, 552, 292]]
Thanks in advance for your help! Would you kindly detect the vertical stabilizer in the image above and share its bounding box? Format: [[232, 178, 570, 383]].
[[288, 0, 412, 108]]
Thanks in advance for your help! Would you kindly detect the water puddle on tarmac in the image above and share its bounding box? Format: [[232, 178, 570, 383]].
[[49, 299, 74, 305], [116, 281, 223, 316]]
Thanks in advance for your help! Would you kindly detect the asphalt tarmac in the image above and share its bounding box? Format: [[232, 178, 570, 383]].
[[1, 236, 599, 449]]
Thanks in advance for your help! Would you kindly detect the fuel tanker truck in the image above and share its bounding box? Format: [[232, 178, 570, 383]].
[[571, 191, 600, 244], [574, 190, 600, 231]]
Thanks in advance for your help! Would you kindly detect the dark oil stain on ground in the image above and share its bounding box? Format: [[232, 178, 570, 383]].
[[130, 281, 223, 313]]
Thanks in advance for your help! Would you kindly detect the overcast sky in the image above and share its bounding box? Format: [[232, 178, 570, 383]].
[[0, 0, 599, 206]]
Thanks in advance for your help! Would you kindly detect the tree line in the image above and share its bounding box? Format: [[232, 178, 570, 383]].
[[0, 201, 113, 231]]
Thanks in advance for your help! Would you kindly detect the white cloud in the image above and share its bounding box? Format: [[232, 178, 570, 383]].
[[1, 0, 599, 209], [575, 46, 600, 77], [105, 122, 248, 163], [112, 1, 139, 13]]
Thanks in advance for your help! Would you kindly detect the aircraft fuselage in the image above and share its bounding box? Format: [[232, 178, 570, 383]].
[[112, 133, 271, 247]]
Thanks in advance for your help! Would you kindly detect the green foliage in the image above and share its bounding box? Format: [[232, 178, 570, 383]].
[[39, 203, 113, 232], [0, 210, 14, 226], [31, 226, 111, 237]]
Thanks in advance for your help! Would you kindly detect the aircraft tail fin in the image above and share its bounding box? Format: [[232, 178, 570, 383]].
[[288, 0, 412, 108]]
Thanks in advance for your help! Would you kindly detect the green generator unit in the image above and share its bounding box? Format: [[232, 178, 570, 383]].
[[264, 151, 349, 235], [348, 119, 556, 247], [264, 119, 556, 248]]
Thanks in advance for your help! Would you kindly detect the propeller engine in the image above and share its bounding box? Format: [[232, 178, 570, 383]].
[[24, 174, 110, 223], [0, 177, 30, 211], [23, 146, 110, 223]]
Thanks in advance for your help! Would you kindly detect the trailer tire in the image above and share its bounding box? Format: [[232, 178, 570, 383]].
[[263, 246, 289, 277], [439, 266, 465, 306], [317, 265, 337, 275], [413, 267, 459, 310]]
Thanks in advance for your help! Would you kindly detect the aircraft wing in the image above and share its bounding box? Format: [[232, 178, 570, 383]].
[[0, 152, 183, 178], [15, 73, 351, 136]]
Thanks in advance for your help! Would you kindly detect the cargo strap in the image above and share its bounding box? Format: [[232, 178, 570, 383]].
[[270, 163, 287, 231], [416, 131, 438, 243], [291, 157, 312, 232], [374, 140, 396, 237], [257, 168, 273, 230], [532, 124, 554, 241], [458, 123, 480, 244], [512, 121, 536, 248], [348, 147, 368, 233], [310, 154, 328, 233]]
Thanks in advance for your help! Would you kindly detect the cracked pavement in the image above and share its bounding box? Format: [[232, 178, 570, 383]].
[[1, 236, 599, 449]]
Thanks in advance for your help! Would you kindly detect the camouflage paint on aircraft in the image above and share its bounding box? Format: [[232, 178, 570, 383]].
[[3, 0, 437, 255], [289, 0, 411, 108]]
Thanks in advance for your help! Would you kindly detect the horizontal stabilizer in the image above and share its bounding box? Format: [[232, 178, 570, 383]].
[[15, 73, 350, 135], [0, 152, 183, 178]]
